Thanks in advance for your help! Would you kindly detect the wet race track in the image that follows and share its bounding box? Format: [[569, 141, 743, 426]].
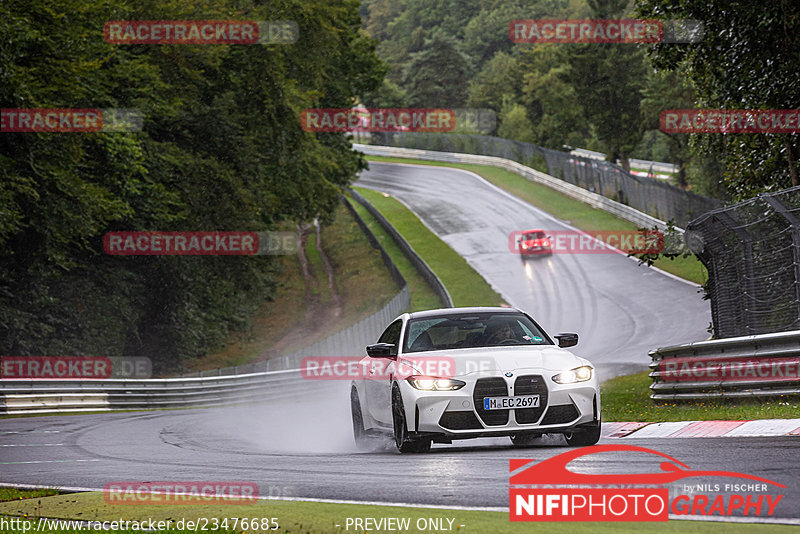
[[3, 162, 798, 521]]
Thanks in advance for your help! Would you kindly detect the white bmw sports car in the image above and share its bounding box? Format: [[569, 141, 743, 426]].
[[351, 307, 601, 453]]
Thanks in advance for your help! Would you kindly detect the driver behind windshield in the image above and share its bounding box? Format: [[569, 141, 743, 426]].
[[484, 320, 517, 344]]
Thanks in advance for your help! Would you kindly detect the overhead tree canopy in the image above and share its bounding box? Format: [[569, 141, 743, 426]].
[[565, 0, 649, 171], [0, 0, 384, 370], [636, 0, 800, 199], [402, 30, 472, 108]]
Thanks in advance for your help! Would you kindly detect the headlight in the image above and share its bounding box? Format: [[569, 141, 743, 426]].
[[552, 366, 593, 384], [520, 243, 529, 249], [407, 376, 466, 391]]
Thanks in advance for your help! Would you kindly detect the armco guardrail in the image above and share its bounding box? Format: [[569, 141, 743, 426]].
[[1, 196, 411, 414], [0, 370, 318, 414], [649, 330, 800, 400], [366, 132, 721, 227], [342, 195, 406, 290], [356, 144, 679, 234], [1, 293, 409, 415], [571, 149, 678, 175], [177, 195, 411, 378], [178, 286, 410, 378], [349, 189, 453, 307]]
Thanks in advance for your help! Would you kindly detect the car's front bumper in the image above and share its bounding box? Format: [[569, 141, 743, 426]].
[[520, 247, 552, 256], [401, 371, 599, 439]]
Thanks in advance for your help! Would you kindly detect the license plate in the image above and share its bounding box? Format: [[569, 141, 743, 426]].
[[483, 395, 540, 410]]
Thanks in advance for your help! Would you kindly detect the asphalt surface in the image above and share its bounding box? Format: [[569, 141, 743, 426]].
[[2, 162, 796, 522], [357, 161, 711, 380], [2, 402, 799, 520]]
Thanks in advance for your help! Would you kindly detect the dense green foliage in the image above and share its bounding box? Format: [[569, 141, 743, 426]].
[[3, 0, 797, 370], [362, 0, 798, 199], [636, 0, 800, 199], [0, 0, 384, 372]]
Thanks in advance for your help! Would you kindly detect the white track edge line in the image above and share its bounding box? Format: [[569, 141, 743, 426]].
[[1, 482, 798, 524]]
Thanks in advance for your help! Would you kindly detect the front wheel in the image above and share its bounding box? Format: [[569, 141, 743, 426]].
[[351, 387, 370, 450], [392, 387, 431, 453], [564, 419, 601, 446]]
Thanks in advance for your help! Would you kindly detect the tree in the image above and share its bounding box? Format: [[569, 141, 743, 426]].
[[362, 79, 408, 107], [564, 0, 648, 170], [639, 70, 697, 187], [402, 30, 471, 107], [467, 52, 521, 113], [516, 45, 591, 149], [0, 0, 385, 370], [497, 95, 535, 143], [636, 0, 800, 199]]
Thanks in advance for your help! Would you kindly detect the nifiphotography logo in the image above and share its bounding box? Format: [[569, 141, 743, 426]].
[[510, 444, 784, 522]]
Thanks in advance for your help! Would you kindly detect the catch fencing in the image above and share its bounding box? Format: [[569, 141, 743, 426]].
[[356, 144, 673, 233], [374, 132, 721, 228], [686, 186, 800, 339]]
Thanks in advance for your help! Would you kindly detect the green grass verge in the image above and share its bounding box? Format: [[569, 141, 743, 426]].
[[304, 228, 329, 301], [347, 196, 441, 311], [601, 371, 800, 421], [0, 488, 58, 503], [0, 491, 795, 533], [188, 203, 397, 371], [365, 156, 707, 285], [354, 187, 506, 307]]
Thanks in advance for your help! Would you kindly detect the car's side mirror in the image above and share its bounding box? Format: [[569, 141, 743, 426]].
[[547, 235, 552, 240], [367, 343, 395, 357], [554, 333, 578, 348]]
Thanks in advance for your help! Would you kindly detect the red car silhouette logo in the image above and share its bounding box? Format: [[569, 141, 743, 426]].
[[510, 444, 785, 487]]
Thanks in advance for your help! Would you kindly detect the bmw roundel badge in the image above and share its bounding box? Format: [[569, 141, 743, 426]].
[[504, 372, 513, 377]]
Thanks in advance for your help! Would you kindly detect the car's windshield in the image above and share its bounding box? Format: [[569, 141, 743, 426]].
[[523, 231, 545, 240], [403, 313, 552, 353]]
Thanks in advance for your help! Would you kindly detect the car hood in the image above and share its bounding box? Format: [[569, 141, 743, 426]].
[[399, 346, 588, 378]]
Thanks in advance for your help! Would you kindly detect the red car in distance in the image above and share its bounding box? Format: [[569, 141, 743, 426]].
[[517, 229, 552, 259]]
